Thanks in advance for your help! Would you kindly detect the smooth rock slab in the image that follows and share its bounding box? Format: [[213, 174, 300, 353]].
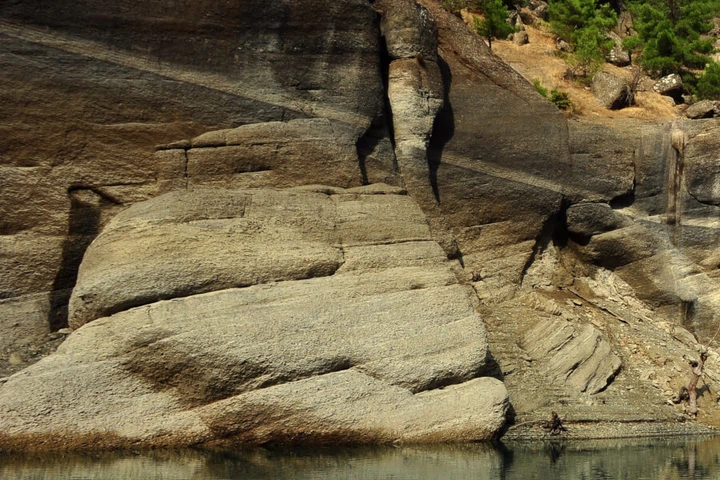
[[0, 267, 507, 449], [68, 188, 433, 328], [0, 185, 508, 449]]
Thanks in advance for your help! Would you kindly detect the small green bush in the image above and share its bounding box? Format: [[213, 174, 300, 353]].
[[550, 89, 572, 110], [533, 78, 549, 97]]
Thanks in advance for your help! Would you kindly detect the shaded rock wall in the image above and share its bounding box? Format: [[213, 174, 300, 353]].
[[0, 0, 386, 354]]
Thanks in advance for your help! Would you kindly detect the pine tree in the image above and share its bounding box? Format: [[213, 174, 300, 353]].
[[548, 0, 617, 76], [624, 0, 717, 76], [473, 0, 515, 50], [697, 62, 720, 99]]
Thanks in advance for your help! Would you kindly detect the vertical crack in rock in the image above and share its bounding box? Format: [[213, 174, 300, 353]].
[[183, 148, 190, 189]]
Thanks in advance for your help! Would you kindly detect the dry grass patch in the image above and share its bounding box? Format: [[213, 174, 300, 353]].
[[491, 25, 679, 123]]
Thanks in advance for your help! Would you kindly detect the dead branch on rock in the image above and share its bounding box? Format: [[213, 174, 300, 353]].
[[542, 411, 568, 435], [672, 351, 708, 418]]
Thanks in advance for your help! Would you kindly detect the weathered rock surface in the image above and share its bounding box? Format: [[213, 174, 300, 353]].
[[165, 118, 373, 190], [0, 0, 386, 324], [684, 119, 720, 205], [566, 120, 636, 203], [592, 71, 632, 110], [7, 0, 720, 447], [523, 316, 622, 394], [0, 187, 508, 449], [69, 187, 433, 328], [413, 0, 570, 301]]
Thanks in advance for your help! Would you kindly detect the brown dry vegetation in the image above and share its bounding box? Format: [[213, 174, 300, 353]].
[[479, 22, 679, 123]]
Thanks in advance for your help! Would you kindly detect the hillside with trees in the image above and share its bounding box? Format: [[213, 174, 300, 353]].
[[443, 0, 720, 117]]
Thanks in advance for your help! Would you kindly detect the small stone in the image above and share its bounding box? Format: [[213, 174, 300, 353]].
[[605, 32, 630, 66], [0, 377, 8, 384], [556, 39, 573, 53], [57, 328, 72, 335], [572, 299, 582, 306]]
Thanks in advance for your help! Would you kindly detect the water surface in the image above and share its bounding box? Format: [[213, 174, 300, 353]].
[[2, 436, 719, 479]]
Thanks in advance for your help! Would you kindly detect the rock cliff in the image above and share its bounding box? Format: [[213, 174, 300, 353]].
[[2, 0, 720, 449]]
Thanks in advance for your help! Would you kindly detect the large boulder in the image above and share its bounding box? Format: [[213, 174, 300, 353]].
[[592, 71, 633, 110], [0, 187, 508, 449], [654, 74, 684, 101], [686, 100, 717, 120]]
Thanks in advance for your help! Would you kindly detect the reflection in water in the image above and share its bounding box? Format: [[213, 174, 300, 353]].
[[2, 436, 720, 479]]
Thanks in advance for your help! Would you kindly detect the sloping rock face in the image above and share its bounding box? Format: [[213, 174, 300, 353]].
[[411, 0, 570, 302], [0, 188, 508, 449]]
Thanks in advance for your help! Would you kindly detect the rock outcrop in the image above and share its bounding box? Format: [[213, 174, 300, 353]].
[[0, 0, 386, 337], [523, 316, 622, 395], [0, 188, 508, 449]]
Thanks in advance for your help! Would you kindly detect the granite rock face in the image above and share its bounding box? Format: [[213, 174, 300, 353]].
[[6, 0, 720, 448], [0, 188, 508, 449]]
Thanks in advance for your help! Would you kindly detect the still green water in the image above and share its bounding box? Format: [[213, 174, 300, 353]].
[[2, 436, 719, 480]]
